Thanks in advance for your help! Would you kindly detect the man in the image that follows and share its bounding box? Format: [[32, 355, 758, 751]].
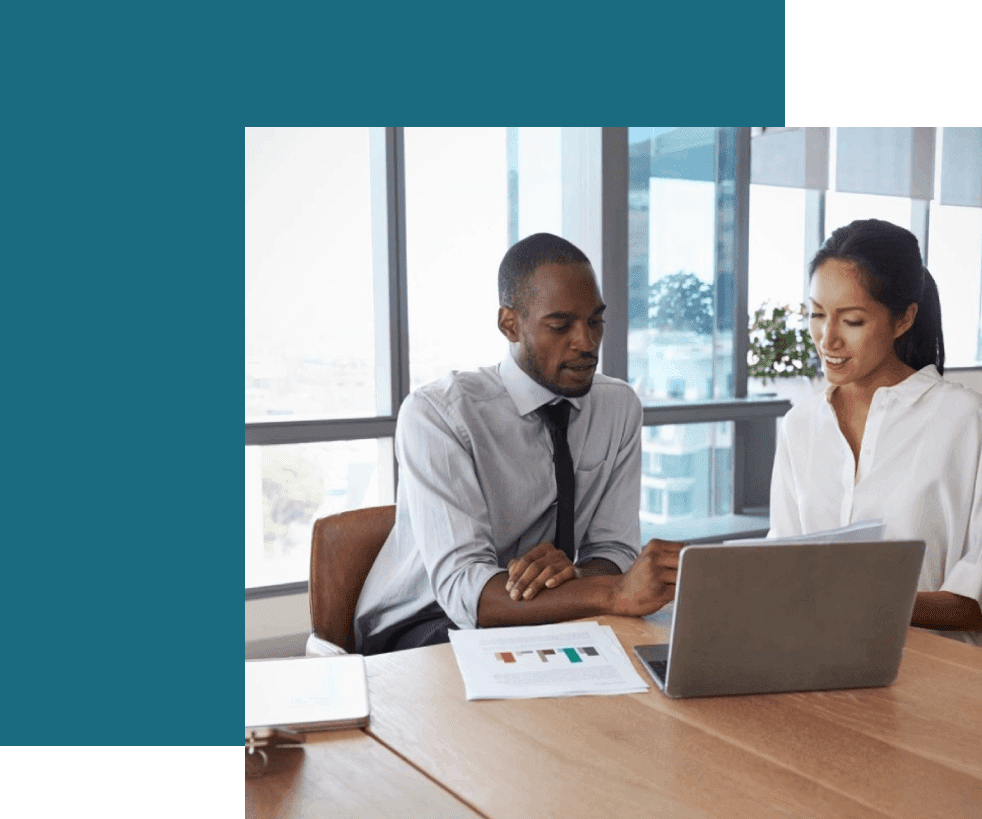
[[353, 233, 684, 654]]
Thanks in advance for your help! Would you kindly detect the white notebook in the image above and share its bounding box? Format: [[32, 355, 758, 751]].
[[245, 655, 370, 738]]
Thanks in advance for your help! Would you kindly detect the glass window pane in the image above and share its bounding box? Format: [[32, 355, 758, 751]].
[[627, 127, 737, 403], [245, 127, 383, 422], [928, 202, 982, 365], [514, 127, 563, 242], [824, 191, 912, 238], [639, 422, 733, 542], [404, 127, 563, 391], [245, 439, 395, 589], [748, 184, 808, 312]]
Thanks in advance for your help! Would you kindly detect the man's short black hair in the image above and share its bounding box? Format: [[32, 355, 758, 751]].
[[498, 233, 592, 315]]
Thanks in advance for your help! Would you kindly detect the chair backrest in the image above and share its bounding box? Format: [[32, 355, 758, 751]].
[[309, 504, 396, 652]]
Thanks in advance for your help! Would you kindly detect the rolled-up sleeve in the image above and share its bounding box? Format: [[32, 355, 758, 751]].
[[395, 392, 506, 629]]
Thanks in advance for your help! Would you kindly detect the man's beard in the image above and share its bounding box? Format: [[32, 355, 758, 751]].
[[518, 341, 596, 398]]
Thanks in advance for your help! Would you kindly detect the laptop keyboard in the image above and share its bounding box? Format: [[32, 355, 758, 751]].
[[649, 659, 668, 681]]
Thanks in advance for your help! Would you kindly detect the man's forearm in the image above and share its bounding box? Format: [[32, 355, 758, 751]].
[[478, 538, 682, 628], [576, 557, 622, 577], [477, 572, 621, 628]]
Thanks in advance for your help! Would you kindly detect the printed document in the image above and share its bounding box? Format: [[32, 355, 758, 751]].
[[449, 621, 649, 701], [722, 519, 885, 546]]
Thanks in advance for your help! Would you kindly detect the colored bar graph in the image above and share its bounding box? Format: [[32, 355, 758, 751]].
[[496, 646, 599, 664]]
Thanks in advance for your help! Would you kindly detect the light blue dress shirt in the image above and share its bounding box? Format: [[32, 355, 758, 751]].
[[353, 352, 643, 650]]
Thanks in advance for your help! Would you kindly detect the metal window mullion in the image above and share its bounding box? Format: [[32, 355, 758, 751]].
[[731, 128, 753, 511], [245, 417, 397, 446], [601, 127, 629, 382], [910, 199, 930, 263], [732, 127, 752, 400], [803, 189, 824, 303], [642, 398, 790, 428], [386, 127, 411, 415], [387, 127, 410, 489]]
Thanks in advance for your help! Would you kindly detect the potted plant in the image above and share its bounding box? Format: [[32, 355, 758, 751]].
[[747, 302, 823, 403]]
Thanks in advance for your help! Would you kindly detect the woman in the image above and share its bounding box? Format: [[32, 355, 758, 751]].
[[768, 218, 982, 646]]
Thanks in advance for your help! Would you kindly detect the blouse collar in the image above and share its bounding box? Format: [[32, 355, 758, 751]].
[[823, 364, 941, 408]]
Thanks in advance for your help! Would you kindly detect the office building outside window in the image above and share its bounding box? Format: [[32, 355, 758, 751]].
[[627, 127, 739, 540]]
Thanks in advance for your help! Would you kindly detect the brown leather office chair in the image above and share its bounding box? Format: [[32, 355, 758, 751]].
[[306, 504, 396, 656]]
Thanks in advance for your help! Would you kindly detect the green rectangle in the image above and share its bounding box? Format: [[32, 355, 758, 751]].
[[563, 648, 581, 663]]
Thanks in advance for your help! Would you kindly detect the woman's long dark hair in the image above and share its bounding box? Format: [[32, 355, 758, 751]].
[[809, 218, 945, 374]]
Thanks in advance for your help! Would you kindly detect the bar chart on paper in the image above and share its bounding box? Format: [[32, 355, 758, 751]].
[[494, 646, 601, 664], [451, 622, 649, 699]]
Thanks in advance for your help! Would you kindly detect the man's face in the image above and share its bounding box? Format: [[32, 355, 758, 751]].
[[499, 262, 605, 397]]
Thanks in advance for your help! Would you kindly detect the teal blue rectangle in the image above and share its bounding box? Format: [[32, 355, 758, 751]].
[[563, 648, 582, 663], [7, 0, 786, 746]]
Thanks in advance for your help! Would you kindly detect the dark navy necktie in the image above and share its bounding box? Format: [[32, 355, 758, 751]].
[[535, 400, 575, 560]]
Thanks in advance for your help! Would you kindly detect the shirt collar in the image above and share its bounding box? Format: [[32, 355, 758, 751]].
[[823, 364, 941, 408], [499, 350, 585, 417]]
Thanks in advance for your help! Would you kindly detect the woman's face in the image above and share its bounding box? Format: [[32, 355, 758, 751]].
[[808, 259, 916, 390]]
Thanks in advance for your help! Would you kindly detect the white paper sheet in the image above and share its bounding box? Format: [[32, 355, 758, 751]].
[[722, 518, 885, 546], [449, 621, 649, 701]]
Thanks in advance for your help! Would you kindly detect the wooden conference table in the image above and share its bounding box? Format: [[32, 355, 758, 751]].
[[246, 615, 982, 819]]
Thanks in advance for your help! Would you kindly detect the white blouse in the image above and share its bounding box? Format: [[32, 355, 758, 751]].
[[768, 365, 982, 647]]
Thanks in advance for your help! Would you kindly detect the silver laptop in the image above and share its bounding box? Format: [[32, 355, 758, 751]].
[[245, 654, 370, 738], [634, 540, 925, 698]]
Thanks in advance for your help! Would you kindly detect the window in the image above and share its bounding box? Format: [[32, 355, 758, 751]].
[[245, 439, 393, 588], [824, 192, 912, 235], [628, 127, 736, 404], [403, 128, 562, 389], [748, 184, 808, 311], [928, 203, 982, 366], [644, 487, 664, 517], [627, 127, 767, 536], [748, 127, 982, 367], [245, 127, 829, 596], [668, 490, 693, 517], [245, 127, 565, 591], [247, 126, 982, 607], [639, 422, 733, 540], [246, 127, 397, 590], [245, 127, 384, 422]]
